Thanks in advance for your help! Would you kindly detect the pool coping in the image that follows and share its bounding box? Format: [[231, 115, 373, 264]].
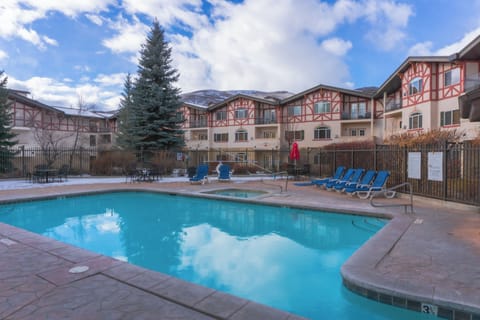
[[0, 182, 479, 319]]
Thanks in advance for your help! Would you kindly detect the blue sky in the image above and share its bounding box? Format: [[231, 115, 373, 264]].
[[1, 0, 480, 111]]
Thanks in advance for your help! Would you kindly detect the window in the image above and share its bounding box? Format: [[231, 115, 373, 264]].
[[350, 102, 367, 119], [285, 130, 304, 141], [198, 133, 208, 140], [89, 135, 96, 147], [235, 153, 247, 162], [213, 133, 228, 142], [215, 110, 227, 121], [440, 109, 460, 126], [235, 129, 248, 142], [314, 126, 331, 139], [314, 101, 331, 114], [444, 68, 460, 87], [287, 105, 302, 116], [409, 112, 423, 129], [234, 108, 248, 119], [409, 77, 423, 95], [176, 112, 184, 121], [263, 131, 276, 139], [99, 134, 111, 144], [350, 128, 366, 136]]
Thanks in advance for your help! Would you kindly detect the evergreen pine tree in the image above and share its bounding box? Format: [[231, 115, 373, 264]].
[[0, 71, 17, 172], [116, 73, 139, 150], [131, 20, 184, 150]]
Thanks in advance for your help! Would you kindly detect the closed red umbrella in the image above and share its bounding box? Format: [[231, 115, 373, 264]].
[[290, 142, 300, 162]]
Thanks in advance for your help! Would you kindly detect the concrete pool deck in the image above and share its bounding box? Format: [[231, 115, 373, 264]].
[[0, 178, 479, 319]]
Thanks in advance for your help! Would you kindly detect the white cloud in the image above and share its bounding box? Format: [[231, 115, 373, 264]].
[[86, 13, 104, 26], [321, 38, 353, 56], [361, 0, 413, 51], [408, 41, 434, 56], [102, 15, 150, 54], [408, 27, 480, 57], [7, 75, 122, 111], [0, 0, 114, 48], [94, 73, 127, 87], [0, 50, 8, 60], [435, 27, 480, 55]]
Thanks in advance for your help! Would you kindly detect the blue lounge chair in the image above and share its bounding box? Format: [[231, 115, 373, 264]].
[[339, 170, 376, 193], [345, 170, 390, 199], [312, 166, 346, 188], [218, 164, 231, 182], [189, 164, 209, 184], [331, 168, 365, 192], [322, 168, 355, 189]]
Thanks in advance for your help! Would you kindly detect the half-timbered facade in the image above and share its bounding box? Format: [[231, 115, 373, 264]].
[[8, 90, 117, 149]]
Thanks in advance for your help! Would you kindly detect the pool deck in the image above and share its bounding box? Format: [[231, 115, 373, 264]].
[[0, 178, 479, 319]]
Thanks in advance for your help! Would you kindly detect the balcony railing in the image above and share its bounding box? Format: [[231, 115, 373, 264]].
[[341, 112, 371, 120], [465, 73, 480, 92], [189, 120, 208, 128], [255, 117, 277, 124], [385, 102, 402, 112]]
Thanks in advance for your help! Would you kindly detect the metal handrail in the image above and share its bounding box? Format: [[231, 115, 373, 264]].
[[369, 182, 414, 214]]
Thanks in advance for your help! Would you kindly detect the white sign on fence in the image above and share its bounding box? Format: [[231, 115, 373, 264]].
[[408, 152, 421, 179], [428, 152, 443, 181]]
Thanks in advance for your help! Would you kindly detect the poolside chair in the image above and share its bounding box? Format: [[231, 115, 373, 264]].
[[345, 170, 391, 199], [217, 164, 231, 182], [189, 164, 209, 184], [320, 168, 355, 190], [339, 170, 376, 193], [330, 168, 365, 192], [312, 166, 346, 188]]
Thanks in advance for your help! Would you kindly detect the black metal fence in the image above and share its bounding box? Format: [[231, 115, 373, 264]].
[[0, 143, 479, 205]]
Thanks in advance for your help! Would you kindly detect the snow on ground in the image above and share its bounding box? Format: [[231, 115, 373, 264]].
[[0, 175, 274, 191]]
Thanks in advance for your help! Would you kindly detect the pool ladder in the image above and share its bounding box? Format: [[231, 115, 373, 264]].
[[369, 182, 414, 214]]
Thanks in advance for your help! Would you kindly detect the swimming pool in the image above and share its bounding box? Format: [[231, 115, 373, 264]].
[[202, 188, 267, 198], [0, 191, 434, 319]]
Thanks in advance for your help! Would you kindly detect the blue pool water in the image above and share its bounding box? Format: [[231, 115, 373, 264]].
[[0, 192, 435, 320], [203, 188, 267, 198]]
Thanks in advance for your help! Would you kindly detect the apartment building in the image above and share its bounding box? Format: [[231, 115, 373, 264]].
[[8, 90, 117, 149], [180, 35, 480, 168]]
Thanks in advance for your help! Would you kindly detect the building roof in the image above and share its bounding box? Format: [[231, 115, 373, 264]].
[[374, 56, 451, 98], [8, 90, 115, 119], [282, 83, 374, 104]]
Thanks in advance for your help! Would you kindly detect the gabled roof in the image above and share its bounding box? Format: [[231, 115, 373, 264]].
[[282, 83, 374, 104], [8, 90, 115, 119], [374, 56, 450, 98], [8, 90, 58, 113], [208, 91, 294, 111], [452, 34, 480, 60]]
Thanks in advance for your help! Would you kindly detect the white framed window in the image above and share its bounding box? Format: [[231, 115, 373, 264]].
[[314, 126, 331, 139], [285, 130, 304, 141], [263, 131, 276, 139], [350, 102, 367, 119], [198, 133, 208, 140], [409, 112, 423, 129], [235, 129, 248, 142], [234, 108, 248, 119], [215, 110, 227, 121], [444, 68, 460, 87], [409, 77, 423, 95], [350, 128, 366, 136], [288, 105, 302, 116], [213, 133, 228, 142], [440, 109, 460, 126], [314, 101, 331, 114]]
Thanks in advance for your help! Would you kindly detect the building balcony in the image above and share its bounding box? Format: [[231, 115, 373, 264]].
[[254, 117, 278, 125], [385, 102, 402, 112], [465, 73, 480, 92], [341, 112, 371, 120], [189, 120, 208, 128]]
